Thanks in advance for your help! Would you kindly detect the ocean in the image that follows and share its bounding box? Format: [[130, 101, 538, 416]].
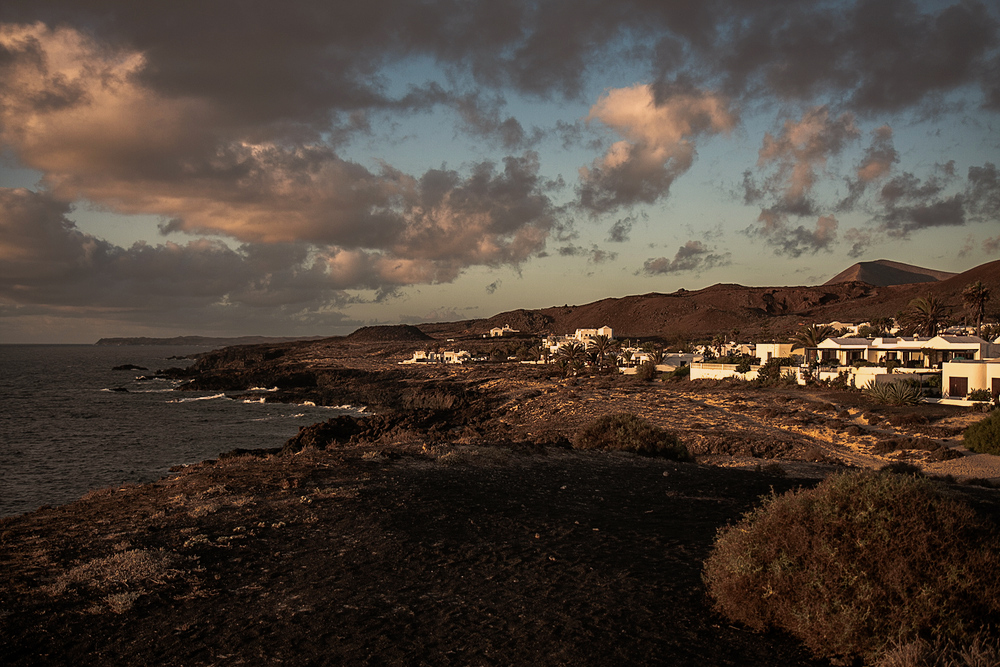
[[0, 344, 359, 517]]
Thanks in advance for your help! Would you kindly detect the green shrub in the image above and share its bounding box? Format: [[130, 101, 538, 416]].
[[964, 412, 1000, 455], [574, 413, 690, 460], [863, 380, 923, 405], [635, 360, 658, 382], [703, 472, 1000, 662], [669, 364, 690, 380], [967, 388, 992, 402], [756, 357, 799, 385]]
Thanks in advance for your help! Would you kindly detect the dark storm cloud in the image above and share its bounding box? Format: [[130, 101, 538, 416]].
[[708, 0, 998, 113], [642, 240, 730, 275], [0, 0, 998, 324]]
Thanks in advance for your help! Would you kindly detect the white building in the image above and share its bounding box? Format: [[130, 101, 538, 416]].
[[487, 324, 519, 337], [941, 359, 1000, 399], [754, 342, 795, 362], [814, 335, 998, 368], [402, 349, 471, 364], [541, 326, 614, 356], [573, 326, 613, 343]]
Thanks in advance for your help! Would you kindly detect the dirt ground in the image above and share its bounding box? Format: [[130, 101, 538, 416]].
[[2, 344, 998, 666]]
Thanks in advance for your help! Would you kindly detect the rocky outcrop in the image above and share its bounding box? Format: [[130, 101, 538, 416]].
[[281, 410, 467, 454]]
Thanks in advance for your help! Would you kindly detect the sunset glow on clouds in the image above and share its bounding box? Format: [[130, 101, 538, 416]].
[[0, 1, 998, 341]]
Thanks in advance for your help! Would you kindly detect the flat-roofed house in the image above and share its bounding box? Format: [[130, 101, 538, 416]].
[[942, 359, 1000, 399]]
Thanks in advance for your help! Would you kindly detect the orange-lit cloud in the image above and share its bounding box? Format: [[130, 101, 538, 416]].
[[578, 83, 736, 213]]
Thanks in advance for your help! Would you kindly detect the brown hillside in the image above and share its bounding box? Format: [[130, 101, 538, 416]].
[[417, 260, 999, 341], [823, 259, 957, 286]]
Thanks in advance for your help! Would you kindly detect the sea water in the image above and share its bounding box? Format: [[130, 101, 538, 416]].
[[0, 344, 360, 517]]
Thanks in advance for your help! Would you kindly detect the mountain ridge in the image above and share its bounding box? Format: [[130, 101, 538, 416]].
[[823, 259, 957, 287], [417, 259, 999, 341]]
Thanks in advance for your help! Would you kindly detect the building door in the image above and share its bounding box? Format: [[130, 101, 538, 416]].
[[949, 376, 968, 398], [993, 377, 1000, 400]]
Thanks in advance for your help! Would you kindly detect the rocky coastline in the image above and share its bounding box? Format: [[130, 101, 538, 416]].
[[2, 334, 998, 665]]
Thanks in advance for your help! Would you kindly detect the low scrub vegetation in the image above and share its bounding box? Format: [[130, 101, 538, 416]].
[[863, 380, 923, 406], [964, 412, 1000, 455], [967, 388, 992, 403], [875, 633, 1000, 667], [574, 413, 690, 460], [703, 472, 1000, 663]]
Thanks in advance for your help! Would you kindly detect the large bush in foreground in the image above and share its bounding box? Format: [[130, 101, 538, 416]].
[[964, 411, 1000, 455], [574, 413, 690, 460], [703, 472, 1000, 662]]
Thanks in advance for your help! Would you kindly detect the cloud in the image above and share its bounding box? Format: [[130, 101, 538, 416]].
[[485, 279, 502, 294], [557, 244, 617, 263], [844, 227, 875, 258], [838, 125, 899, 210], [0, 24, 559, 288], [750, 211, 839, 257], [589, 247, 617, 264], [642, 240, 730, 275], [454, 93, 544, 149], [878, 195, 966, 237], [967, 162, 1000, 221], [750, 106, 860, 215], [985, 235, 1000, 255], [607, 217, 633, 242], [711, 0, 999, 113], [0, 188, 352, 316], [578, 83, 736, 213]]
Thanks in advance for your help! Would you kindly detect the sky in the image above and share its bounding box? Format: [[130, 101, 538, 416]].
[[1, 0, 998, 343]]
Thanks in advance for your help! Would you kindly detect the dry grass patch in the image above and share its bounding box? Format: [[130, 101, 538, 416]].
[[45, 549, 180, 597]]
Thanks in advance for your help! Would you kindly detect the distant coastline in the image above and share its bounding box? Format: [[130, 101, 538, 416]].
[[95, 335, 327, 347]]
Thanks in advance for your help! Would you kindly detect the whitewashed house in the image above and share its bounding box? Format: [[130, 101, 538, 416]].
[[488, 324, 519, 337], [402, 349, 471, 364], [754, 342, 795, 361], [941, 359, 1000, 400]]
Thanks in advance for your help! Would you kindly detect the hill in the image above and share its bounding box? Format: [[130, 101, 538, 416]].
[[417, 260, 1000, 341], [823, 259, 957, 286]]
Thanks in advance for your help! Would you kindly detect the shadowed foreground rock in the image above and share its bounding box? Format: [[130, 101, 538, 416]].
[[0, 446, 831, 666]]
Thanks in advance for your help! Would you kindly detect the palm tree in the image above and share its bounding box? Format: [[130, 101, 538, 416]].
[[790, 324, 835, 363], [556, 341, 585, 374], [711, 333, 726, 358], [963, 281, 991, 337], [590, 334, 612, 369], [903, 295, 948, 337]]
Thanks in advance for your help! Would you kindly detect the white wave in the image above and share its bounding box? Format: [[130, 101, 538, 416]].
[[302, 400, 316, 406], [168, 393, 229, 403], [243, 397, 266, 404], [248, 386, 279, 392]]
